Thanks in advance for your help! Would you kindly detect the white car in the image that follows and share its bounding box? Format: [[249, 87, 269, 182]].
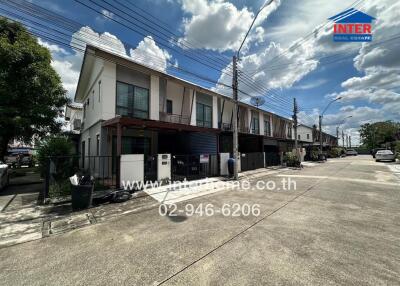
[[0, 161, 9, 190], [346, 149, 358, 156], [375, 150, 396, 162]]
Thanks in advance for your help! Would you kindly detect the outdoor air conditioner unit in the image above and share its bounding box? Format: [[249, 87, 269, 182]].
[[73, 119, 82, 130]]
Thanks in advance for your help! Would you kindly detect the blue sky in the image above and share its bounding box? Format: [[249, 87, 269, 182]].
[[2, 0, 399, 145]]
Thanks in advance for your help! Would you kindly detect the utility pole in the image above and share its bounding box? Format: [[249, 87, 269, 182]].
[[231, 0, 274, 180], [319, 115, 323, 154], [349, 136, 351, 148], [336, 126, 339, 141], [346, 134, 349, 148], [232, 55, 239, 180], [293, 98, 299, 159], [342, 130, 345, 147]]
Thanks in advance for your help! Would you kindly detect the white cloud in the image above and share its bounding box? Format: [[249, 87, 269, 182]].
[[71, 26, 126, 56], [101, 9, 114, 19], [293, 79, 328, 90], [38, 26, 172, 98], [214, 40, 318, 97], [178, 0, 280, 52], [340, 105, 355, 112], [38, 38, 68, 55], [130, 36, 172, 72], [51, 59, 80, 98], [342, 67, 400, 90]]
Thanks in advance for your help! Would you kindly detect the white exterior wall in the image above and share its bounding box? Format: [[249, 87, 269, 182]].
[[221, 100, 234, 126], [259, 112, 264, 135], [166, 81, 184, 116], [190, 90, 197, 126], [81, 58, 104, 131], [247, 108, 252, 132], [101, 61, 116, 120], [212, 96, 218, 128], [150, 75, 159, 120], [298, 125, 313, 142]]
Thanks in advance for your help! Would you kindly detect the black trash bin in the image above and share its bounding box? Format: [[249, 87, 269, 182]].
[[228, 157, 235, 177], [71, 184, 94, 211]]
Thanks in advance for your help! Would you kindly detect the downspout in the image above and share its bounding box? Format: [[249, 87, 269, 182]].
[[188, 89, 195, 125], [180, 86, 186, 123], [219, 99, 225, 129]]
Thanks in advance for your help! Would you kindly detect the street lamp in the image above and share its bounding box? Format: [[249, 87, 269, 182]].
[[336, 115, 352, 147], [232, 0, 274, 180], [319, 97, 342, 154]]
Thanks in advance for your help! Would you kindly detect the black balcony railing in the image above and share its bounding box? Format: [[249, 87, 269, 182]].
[[159, 112, 190, 125], [219, 123, 232, 131]]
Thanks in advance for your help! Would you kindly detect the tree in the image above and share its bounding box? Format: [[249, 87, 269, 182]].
[[359, 121, 400, 150], [0, 17, 69, 159]]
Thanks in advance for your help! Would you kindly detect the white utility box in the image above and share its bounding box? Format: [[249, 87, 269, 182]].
[[120, 154, 144, 187], [219, 153, 230, 176], [157, 154, 171, 181]]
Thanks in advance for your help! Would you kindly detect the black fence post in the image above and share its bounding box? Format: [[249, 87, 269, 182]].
[[116, 155, 120, 189], [41, 157, 51, 204]]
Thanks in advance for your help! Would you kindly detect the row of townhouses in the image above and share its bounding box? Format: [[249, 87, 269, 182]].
[[65, 45, 338, 182]]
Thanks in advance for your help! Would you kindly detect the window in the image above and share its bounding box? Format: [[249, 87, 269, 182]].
[[96, 134, 100, 156], [307, 134, 310, 139], [288, 126, 292, 138], [264, 118, 271, 136], [298, 134, 301, 140], [166, 99, 173, 114], [116, 81, 149, 119], [196, 102, 212, 128], [251, 116, 259, 134], [81, 141, 85, 168], [98, 81, 101, 102], [88, 138, 91, 156]]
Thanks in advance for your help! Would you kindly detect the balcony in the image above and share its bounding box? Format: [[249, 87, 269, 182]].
[[219, 123, 232, 131], [159, 112, 190, 125], [73, 119, 82, 130], [239, 125, 249, 133]]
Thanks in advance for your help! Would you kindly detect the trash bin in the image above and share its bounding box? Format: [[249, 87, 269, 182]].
[[228, 157, 235, 177], [70, 174, 94, 211], [71, 184, 93, 211]]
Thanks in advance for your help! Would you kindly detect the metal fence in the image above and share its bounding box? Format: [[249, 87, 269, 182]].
[[42, 155, 120, 202], [171, 154, 219, 181], [241, 152, 265, 171], [265, 152, 280, 167]]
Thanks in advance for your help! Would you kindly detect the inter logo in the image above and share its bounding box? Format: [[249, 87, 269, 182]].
[[329, 8, 376, 42]]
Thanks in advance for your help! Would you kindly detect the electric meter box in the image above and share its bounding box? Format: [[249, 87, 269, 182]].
[[157, 154, 171, 181]]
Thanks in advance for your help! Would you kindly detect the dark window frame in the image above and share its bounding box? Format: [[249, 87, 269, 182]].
[[166, 99, 173, 114], [96, 134, 100, 156], [115, 80, 150, 119], [196, 102, 212, 128], [251, 117, 260, 134], [264, 119, 271, 136]]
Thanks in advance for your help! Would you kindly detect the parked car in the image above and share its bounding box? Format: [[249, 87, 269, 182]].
[[5, 153, 19, 168], [346, 149, 358, 156], [371, 148, 386, 158], [375, 150, 396, 162], [0, 161, 9, 190]]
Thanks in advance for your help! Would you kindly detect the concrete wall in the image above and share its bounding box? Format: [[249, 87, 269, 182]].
[[220, 100, 234, 126], [81, 58, 104, 131], [150, 75, 159, 120], [166, 81, 185, 116], [101, 61, 116, 121], [298, 125, 313, 142], [259, 112, 264, 136]]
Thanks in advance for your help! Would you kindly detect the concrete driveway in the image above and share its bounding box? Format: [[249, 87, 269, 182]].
[[0, 155, 399, 285]]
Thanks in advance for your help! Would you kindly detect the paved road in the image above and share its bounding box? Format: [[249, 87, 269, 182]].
[[0, 156, 399, 285]]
